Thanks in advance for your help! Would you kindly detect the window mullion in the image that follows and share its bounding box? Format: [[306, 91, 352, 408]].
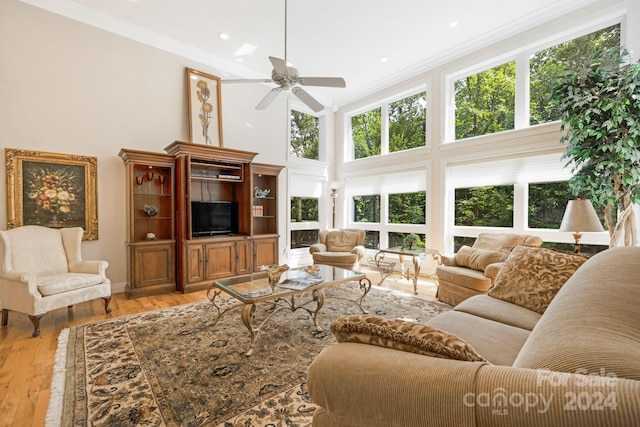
[[514, 52, 530, 129], [381, 103, 389, 155]]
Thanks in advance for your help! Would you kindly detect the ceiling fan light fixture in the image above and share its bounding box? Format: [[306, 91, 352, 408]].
[[222, 0, 346, 112]]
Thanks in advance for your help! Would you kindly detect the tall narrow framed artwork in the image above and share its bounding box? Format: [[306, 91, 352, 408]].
[[186, 67, 224, 146], [5, 148, 98, 240]]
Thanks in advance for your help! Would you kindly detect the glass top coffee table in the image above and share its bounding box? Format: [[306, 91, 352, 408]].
[[207, 265, 372, 356], [373, 246, 441, 294]]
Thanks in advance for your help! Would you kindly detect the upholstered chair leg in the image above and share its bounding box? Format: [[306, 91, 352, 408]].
[[29, 314, 44, 337], [103, 296, 113, 313], [1, 309, 8, 326]]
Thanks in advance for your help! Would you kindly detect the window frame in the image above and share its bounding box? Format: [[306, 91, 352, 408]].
[[346, 86, 428, 161]]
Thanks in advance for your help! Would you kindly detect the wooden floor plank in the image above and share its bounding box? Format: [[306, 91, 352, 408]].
[[0, 270, 437, 426]]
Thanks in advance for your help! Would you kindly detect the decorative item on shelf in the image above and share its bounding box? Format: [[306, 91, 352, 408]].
[[157, 175, 166, 194], [252, 205, 264, 217], [261, 264, 289, 289], [403, 233, 420, 250], [146, 232, 156, 241], [254, 187, 271, 198], [135, 176, 144, 185], [141, 204, 159, 217]]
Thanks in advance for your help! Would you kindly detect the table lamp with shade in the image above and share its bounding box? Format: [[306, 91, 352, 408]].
[[559, 198, 604, 253]]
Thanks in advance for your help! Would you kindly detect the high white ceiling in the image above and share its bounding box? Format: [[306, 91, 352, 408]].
[[23, 0, 609, 109]]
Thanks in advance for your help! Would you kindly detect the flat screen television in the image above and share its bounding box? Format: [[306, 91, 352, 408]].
[[191, 201, 238, 237]]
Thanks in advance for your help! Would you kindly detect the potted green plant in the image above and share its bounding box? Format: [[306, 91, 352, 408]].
[[551, 50, 640, 247], [403, 233, 420, 250]]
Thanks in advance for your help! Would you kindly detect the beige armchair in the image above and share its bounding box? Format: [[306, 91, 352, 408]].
[[0, 225, 112, 337], [436, 233, 542, 306], [309, 229, 366, 270]]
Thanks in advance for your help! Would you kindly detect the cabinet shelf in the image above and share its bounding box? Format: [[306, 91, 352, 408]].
[[135, 216, 172, 221], [119, 148, 176, 297]]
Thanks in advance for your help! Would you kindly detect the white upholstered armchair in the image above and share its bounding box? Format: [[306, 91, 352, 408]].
[[0, 225, 111, 337]]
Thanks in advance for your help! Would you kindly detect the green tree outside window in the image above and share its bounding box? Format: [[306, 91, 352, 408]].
[[454, 185, 514, 227], [290, 197, 319, 222], [352, 108, 382, 159], [529, 24, 620, 125], [455, 62, 516, 139], [290, 110, 319, 160], [389, 92, 426, 152], [389, 192, 426, 224], [353, 195, 380, 222]]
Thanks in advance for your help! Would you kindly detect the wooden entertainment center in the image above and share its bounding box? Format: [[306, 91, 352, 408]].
[[120, 141, 283, 296]]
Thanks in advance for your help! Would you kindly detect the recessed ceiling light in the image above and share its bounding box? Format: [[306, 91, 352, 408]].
[[218, 32, 230, 40], [449, 21, 458, 28], [380, 57, 388, 63]]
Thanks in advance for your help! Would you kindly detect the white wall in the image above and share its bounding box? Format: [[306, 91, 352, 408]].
[[0, 0, 289, 290]]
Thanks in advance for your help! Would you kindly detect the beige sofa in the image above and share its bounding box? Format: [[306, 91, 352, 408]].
[[436, 233, 542, 306], [308, 246, 640, 426]]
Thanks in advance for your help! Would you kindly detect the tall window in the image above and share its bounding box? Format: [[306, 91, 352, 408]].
[[290, 197, 319, 249], [352, 91, 426, 159], [454, 185, 514, 227], [455, 62, 516, 139], [364, 231, 380, 250], [528, 181, 611, 228], [352, 108, 381, 159], [290, 110, 319, 160], [291, 230, 319, 249], [353, 195, 381, 223], [389, 93, 426, 153], [291, 197, 318, 222], [388, 192, 426, 224], [529, 24, 620, 125], [389, 232, 426, 248], [528, 182, 574, 229]]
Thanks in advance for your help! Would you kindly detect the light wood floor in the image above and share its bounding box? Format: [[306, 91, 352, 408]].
[[0, 270, 437, 427]]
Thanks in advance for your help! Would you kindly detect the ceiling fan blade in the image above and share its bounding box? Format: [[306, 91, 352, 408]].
[[269, 56, 288, 75], [298, 77, 346, 88], [256, 87, 282, 110], [291, 86, 324, 112], [223, 78, 273, 84]]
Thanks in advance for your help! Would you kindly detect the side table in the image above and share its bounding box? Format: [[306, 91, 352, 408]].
[[373, 246, 441, 294]]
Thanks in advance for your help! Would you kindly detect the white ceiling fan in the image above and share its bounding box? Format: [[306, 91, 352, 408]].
[[223, 0, 346, 112]]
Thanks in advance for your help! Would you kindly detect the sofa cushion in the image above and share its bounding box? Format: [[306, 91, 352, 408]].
[[454, 246, 501, 272], [326, 230, 360, 252], [513, 247, 640, 381], [37, 273, 105, 296], [454, 295, 542, 331], [331, 315, 487, 362], [473, 233, 524, 258], [488, 245, 587, 314], [426, 311, 530, 366], [436, 265, 493, 292]]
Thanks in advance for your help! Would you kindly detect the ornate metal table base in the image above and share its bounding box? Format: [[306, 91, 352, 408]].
[[207, 277, 372, 356], [373, 249, 441, 294]]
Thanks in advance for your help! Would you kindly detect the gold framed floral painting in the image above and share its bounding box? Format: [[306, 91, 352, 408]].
[[5, 148, 98, 240], [186, 67, 223, 146]]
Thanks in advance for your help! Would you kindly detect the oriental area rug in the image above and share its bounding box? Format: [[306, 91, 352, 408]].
[[46, 284, 451, 427]]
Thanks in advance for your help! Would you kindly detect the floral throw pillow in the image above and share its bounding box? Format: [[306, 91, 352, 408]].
[[330, 315, 487, 362], [488, 245, 587, 314]]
